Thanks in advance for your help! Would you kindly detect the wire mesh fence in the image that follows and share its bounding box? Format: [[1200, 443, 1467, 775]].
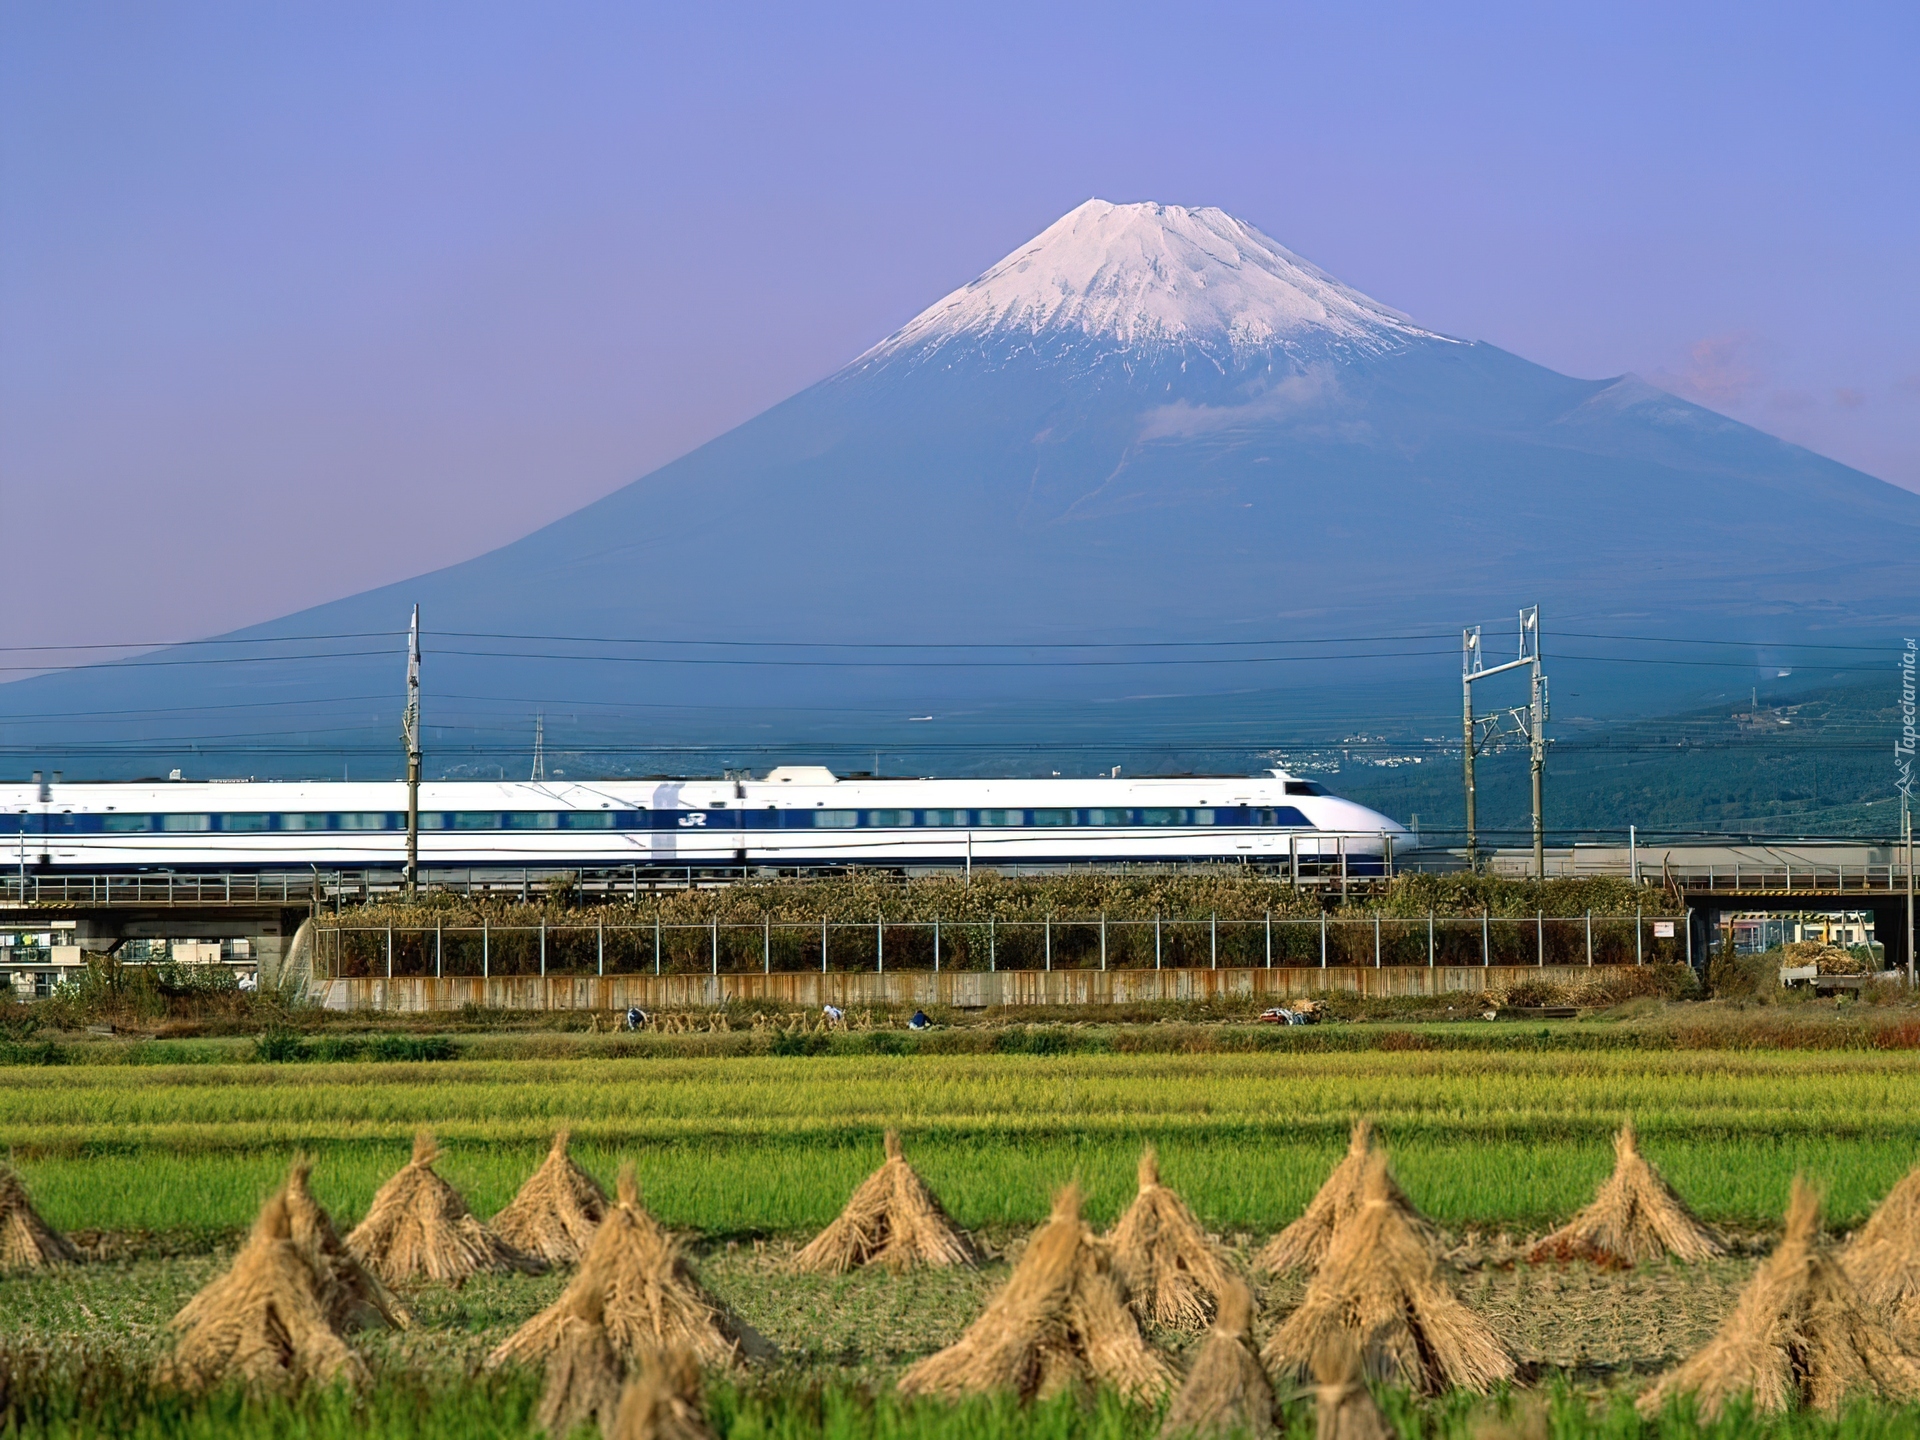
[[315, 911, 1689, 980]]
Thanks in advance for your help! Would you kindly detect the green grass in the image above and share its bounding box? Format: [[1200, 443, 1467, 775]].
[[7, 1050, 1920, 1233], [8, 1362, 1920, 1440]]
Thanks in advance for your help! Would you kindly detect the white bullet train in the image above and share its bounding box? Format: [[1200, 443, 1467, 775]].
[[1, 768, 1411, 871]]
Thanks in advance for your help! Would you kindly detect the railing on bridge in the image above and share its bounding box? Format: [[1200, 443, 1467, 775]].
[[4, 840, 1911, 910], [0, 834, 1406, 909], [1653, 860, 1912, 892], [311, 910, 1690, 980]]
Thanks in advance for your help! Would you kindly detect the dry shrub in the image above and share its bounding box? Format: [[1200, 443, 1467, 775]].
[[794, 1130, 976, 1274], [284, 1158, 411, 1330], [489, 1167, 772, 1373], [1264, 1155, 1514, 1395], [346, 1130, 546, 1286], [1309, 1336, 1393, 1440], [492, 1128, 609, 1266], [536, 1285, 626, 1440], [1528, 1122, 1725, 1267], [1157, 1277, 1275, 1439], [1843, 1163, 1920, 1347], [161, 1188, 365, 1393], [896, 1182, 1173, 1404], [0, 1164, 78, 1271], [1108, 1146, 1235, 1330], [1257, 1120, 1432, 1275], [611, 1346, 715, 1440], [1638, 1177, 1920, 1418]]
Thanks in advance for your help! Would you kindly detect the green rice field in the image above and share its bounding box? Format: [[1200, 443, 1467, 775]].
[[6, 1048, 1920, 1234]]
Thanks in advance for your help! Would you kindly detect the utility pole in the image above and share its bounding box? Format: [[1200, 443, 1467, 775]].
[[1462, 629, 1478, 872], [1906, 799, 1914, 985], [403, 605, 421, 895], [531, 712, 545, 782], [1461, 605, 1546, 876], [1528, 607, 1548, 880]]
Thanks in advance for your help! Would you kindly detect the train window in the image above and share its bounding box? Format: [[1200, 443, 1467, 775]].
[[812, 810, 857, 828], [222, 814, 271, 832], [1284, 781, 1324, 796], [102, 814, 153, 832], [921, 810, 968, 826], [281, 814, 329, 831], [504, 813, 559, 830], [1085, 809, 1131, 825], [561, 812, 615, 829], [1033, 809, 1071, 826], [977, 809, 1021, 827], [1192, 809, 1216, 825], [419, 813, 448, 829], [160, 814, 212, 832], [451, 813, 495, 830], [1141, 809, 1183, 826], [338, 813, 386, 830], [868, 810, 914, 827]]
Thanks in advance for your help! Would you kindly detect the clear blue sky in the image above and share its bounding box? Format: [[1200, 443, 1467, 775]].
[[3, 2, 1914, 656]]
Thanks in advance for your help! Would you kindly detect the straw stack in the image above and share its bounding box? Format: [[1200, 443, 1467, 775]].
[[1258, 1120, 1432, 1275], [535, 1284, 626, 1440], [1842, 1162, 1920, 1348], [1528, 1122, 1725, 1268], [1156, 1278, 1276, 1439], [1639, 1178, 1920, 1418], [610, 1346, 716, 1440], [1109, 1146, 1236, 1330], [161, 1187, 365, 1392], [795, 1131, 976, 1274], [346, 1130, 547, 1286], [1309, 1338, 1393, 1440], [1264, 1155, 1514, 1395], [0, 1163, 79, 1271], [492, 1129, 610, 1266], [488, 1166, 773, 1373], [896, 1183, 1173, 1404], [284, 1158, 411, 1330]]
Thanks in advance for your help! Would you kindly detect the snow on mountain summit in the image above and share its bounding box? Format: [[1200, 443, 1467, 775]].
[[858, 199, 1437, 368]]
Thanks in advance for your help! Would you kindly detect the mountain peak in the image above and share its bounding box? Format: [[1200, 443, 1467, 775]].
[[857, 199, 1437, 369]]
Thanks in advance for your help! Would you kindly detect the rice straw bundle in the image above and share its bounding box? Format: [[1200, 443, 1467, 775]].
[[346, 1130, 547, 1286], [1309, 1337, 1393, 1440], [610, 1346, 716, 1440], [0, 1163, 78, 1271], [489, 1167, 773, 1373], [161, 1189, 365, 1392], [1638, 1177, 1920, 1418], [1157, 1277, 1276, 1439], [1264, 1155, 1514, 1395], [794, 1130, 976, 1274], [535, 1284, 626, 1440], [1528, 1122, 1724, 1268], [283, 1158, 411, 1331], [896, 1182, 1173, 1404], [1842, 1161, 1920, 1348], [492, 1128, 610, 1266], [1257, 1120, 1432, 1275], [1109, 1146, 1236, 1331]]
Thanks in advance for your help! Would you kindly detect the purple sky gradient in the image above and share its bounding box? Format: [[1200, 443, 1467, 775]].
[[3, 2, 1915, 658]]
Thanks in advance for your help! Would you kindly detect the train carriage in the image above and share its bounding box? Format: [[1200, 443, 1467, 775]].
[[1, 767, 1410, 872]]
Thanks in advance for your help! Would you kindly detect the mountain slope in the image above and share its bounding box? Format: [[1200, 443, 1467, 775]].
[[5, 200, 1917, 780]]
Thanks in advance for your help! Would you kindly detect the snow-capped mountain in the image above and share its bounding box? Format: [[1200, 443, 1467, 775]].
[[858, 199, 1438, 369], [7, 199, 1920, 778]]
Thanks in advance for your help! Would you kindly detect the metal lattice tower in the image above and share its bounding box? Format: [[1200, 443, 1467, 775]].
[[1462, 604, 1548, 877]]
